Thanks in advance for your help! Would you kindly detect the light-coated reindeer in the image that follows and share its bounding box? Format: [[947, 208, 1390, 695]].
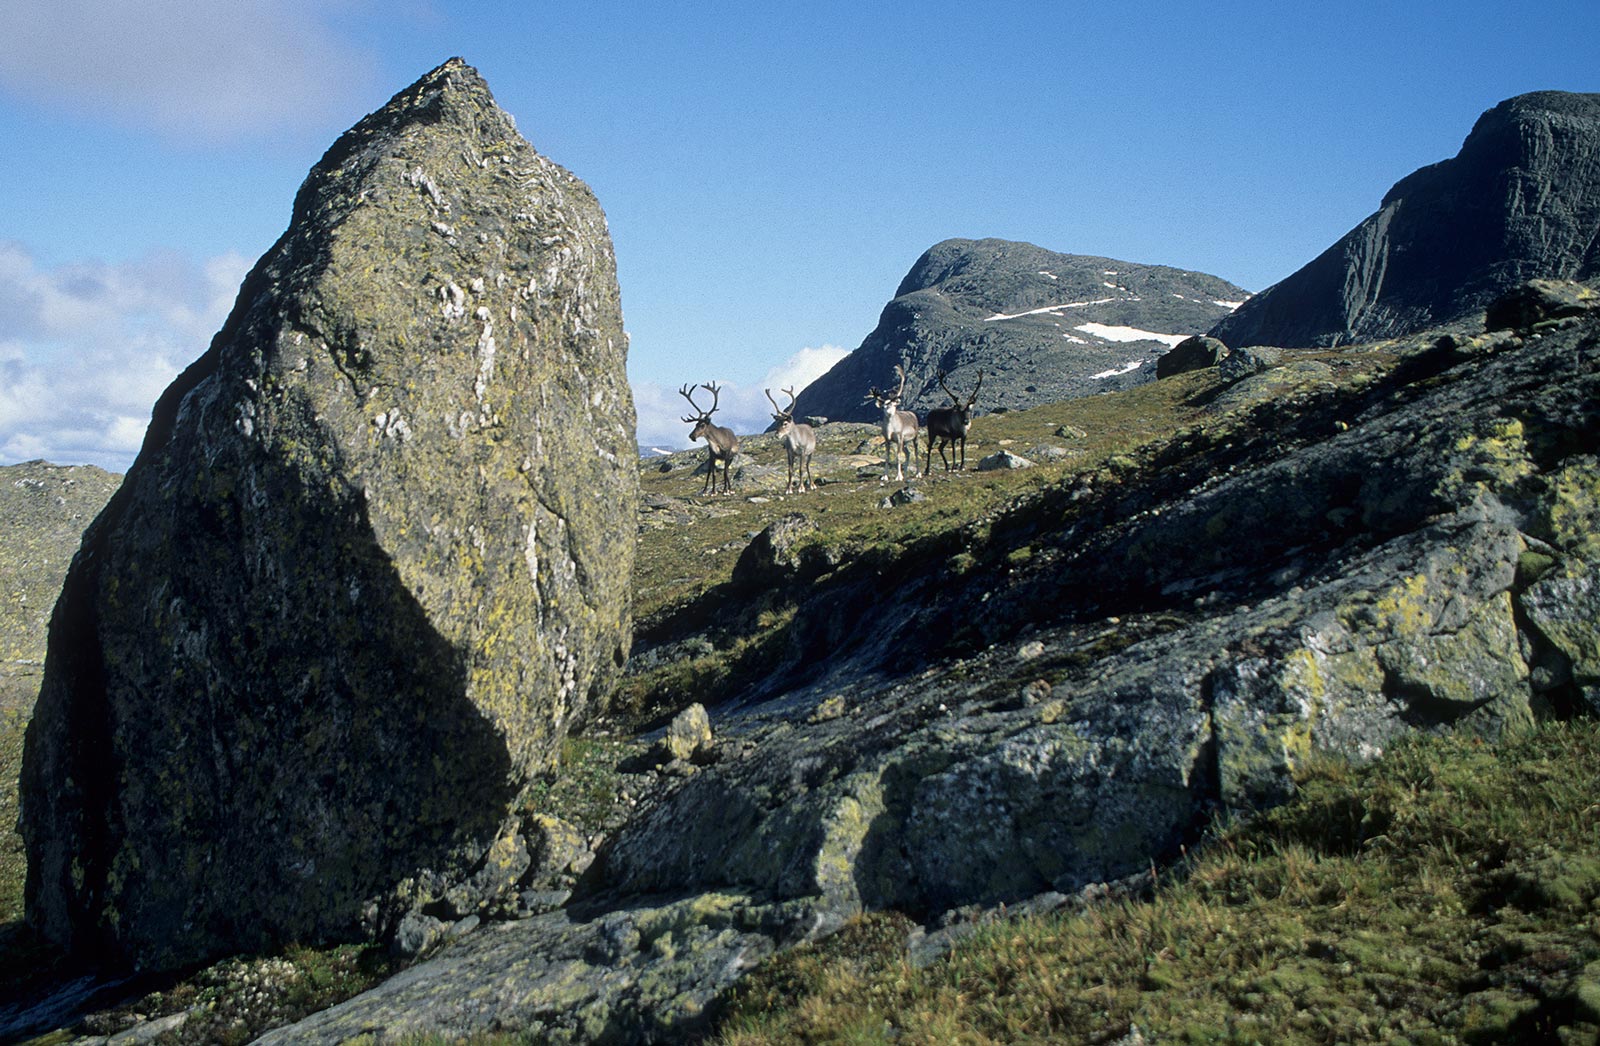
[[679, 381, 739, 495], [924, 368, 983, 473], [866, 365, 920, 482], [765, 386, 817, 493]]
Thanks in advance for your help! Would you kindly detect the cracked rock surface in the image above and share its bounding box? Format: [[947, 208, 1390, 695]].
[[19, 58, 637, 972]]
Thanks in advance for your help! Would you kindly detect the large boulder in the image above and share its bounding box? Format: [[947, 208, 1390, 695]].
[[1155, 335, 1229, 378], [19, 58, 637, 971], [1211, 91, 1600, 348]]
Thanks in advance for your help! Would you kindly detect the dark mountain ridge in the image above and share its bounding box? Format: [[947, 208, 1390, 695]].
[[1210, 90, 1600, 347]]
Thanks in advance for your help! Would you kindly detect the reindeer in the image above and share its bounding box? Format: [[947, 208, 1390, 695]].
[[765, 386, 817, 493], [924, 368, 983, 473], [679, 381, 739, 495], [865, 364, 920, 482]]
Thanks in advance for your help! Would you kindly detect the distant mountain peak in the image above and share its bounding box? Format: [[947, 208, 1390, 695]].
[[795, 238, 1248, 424]]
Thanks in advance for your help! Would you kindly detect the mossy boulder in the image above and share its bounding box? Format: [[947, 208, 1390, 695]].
[[19, 58, 637, 971]]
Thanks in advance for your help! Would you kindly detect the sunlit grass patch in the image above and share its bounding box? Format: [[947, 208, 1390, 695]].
[[711, 720, 1600, 1044]]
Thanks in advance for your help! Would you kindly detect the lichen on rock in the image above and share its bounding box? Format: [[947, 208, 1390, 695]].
[[19, 57, 637, 971]]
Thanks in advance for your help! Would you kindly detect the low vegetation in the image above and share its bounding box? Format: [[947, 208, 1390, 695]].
[[713, 720, 1600, 1044], [618, 345, 1396, 728], [13, 335, 1586, 1044]]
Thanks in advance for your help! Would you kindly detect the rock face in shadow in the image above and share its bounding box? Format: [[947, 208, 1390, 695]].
[[1211, 91, 1600, 348], [794, 238, 1249, 424], [18, 58, 637, 971]]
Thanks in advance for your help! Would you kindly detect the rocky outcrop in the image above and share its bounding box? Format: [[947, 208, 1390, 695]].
[[18, 58, 637, 971], [794, 238, 1249, 423], [1155, 335, 1229, 378], [1211, 91, 1600, 348], [0, 462, 120, 714], [599, 299, 1599, 921], [253, 892, 816, 1045], [260, 302, 1600, 1043]]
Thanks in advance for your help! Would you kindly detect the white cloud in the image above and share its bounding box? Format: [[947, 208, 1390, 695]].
[[0, 242, 249, 471], [632, 344, 851, 450], [0, 0, 381, 141]]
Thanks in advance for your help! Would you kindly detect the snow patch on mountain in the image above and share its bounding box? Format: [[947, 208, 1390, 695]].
[[1074, 323, 1189, 347]]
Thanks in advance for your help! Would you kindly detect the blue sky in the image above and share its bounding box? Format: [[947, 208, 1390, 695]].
[[2, 0, 1596, 468]]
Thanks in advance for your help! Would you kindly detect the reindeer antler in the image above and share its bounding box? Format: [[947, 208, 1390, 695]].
[[893, 364, 908, 401], [700, 381, 725, 416], [935, 368, 984, 409], [781, 386, 799, 414], [764, 387, 786, 417], [679, 382, 708, 423], [966, 369, 984, 409]]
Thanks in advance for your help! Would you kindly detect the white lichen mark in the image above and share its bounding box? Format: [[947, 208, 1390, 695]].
[[474, 306, 497, 424], [406, 166, 448, 213], [440, 282, 467, 322]]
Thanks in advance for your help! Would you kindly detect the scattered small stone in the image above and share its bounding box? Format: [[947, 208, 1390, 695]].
[[1218, 345, 1284, 382], [880, 487, 927, 507], [1019, 679, 1052, 706], [392, 911, 447, 958], [976, 450, 1033, 471], [661, 702, 713, 763], [808, 694, 848, 723]]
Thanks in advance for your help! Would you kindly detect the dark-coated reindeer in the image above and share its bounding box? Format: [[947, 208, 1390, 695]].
[[924, 368, 983, 473], [765, 385, 817, 493], [866, 364, 920, 482], [680, 381, 740, 495]]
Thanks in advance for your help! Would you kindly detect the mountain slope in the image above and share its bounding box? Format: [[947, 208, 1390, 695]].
[[0, 462, 120, 715], [794, 238, 1249, 424], [1211, 90, 1600, 348], [250, 285, 1600, 1044]]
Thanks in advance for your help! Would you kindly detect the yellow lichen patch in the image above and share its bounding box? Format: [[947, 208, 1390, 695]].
[[1280, 648, 1327, 705], [1537, 458, 1600, 557], [812, 774, 887, 909], [1370, 574, 1434, 635], [1435, 417, 1538, 522]]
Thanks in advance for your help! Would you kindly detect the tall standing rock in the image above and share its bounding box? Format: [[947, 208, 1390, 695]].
[[1210, 91, 1600, 348], [19, 58, 638, 971]]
